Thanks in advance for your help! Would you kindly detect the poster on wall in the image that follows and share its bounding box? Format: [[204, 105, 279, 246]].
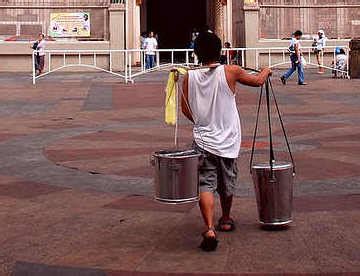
[[49, 12, 90, 37]]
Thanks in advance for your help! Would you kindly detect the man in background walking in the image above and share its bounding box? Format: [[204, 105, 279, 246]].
[[281, 30, 307, 85]]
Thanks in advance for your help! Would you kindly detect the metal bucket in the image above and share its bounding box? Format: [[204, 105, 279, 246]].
[[252, 161, 294, 226], [151, 149, 201, 204]]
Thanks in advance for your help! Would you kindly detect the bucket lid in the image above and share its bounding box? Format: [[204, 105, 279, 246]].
[[252, 161, 293, 170], [153, 149, 201, 158]]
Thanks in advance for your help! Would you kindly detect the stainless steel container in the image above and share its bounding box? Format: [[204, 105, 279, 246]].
[[151, 149, 201, 204], [252, 161, 294, 226]]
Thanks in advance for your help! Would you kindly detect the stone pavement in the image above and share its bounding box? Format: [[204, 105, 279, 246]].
[[0, 70, 359, 275]]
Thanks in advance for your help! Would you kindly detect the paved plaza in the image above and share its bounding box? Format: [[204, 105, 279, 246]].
[[0, 70, 359, 275]]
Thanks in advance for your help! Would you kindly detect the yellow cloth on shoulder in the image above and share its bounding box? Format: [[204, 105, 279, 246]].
[[165, 68, 187, 125]]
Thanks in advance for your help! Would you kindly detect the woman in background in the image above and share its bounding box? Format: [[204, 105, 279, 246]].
[[31, 33, 46, 76], [313, 30, 327, 74]]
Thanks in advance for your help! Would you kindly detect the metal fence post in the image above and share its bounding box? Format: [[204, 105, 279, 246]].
[[242, 49, 245, 67], [129, 52, 132, 82], [125, 50, 128, 83], [156, 51, 160, 68], [110, 51, 113, 72], [32, 51, 36, 85], [48, 52, 51, 72]]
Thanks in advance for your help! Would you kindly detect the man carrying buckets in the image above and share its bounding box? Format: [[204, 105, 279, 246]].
[[181, 32, 272, 251]]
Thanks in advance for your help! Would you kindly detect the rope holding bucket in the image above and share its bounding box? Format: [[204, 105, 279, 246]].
[[153, 65, 220, 205], [249, 75, 296, 227], [250, 76, 296, 176], [173, 69, 180, 148]]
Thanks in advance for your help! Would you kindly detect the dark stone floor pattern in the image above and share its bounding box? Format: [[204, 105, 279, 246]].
[[0, 70, 358, 275]]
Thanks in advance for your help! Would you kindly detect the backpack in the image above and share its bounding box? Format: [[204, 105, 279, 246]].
[[32, 41, 39, 50]]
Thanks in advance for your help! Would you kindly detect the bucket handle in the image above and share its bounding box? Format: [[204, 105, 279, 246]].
[[269, 78, 296, 176], [250, 77, 296, 176]]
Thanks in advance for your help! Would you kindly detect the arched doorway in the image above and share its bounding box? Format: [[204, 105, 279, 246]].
[[141, 0, 207, 49]]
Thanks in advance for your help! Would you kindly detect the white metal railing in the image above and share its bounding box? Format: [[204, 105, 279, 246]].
[[32, 49, 128, 85], [32, 45, 350, 84], [221, 45, 349, 73], [126, 48, 196, 82]]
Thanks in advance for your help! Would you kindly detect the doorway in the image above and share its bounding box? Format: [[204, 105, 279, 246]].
[[141, 0, 207, 49]]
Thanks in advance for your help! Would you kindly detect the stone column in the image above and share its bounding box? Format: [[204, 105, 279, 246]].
[[214, 0, 224, 41], [221, 0, 233, 44], [225, 0, 233, 44], [109, 4, 126, 71], [243, 0, 260, 68], [127, 0, 141, 65]]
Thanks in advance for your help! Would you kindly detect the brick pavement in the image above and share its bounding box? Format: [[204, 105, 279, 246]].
[[0, 70, 359, 275]]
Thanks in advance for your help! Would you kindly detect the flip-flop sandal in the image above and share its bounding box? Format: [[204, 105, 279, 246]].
[[216, 218, 236, 232], [199, 228, 218, 252]]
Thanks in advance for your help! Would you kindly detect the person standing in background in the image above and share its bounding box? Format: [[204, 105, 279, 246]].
[[313, 30, 327, 74], [140, 32, 147, 49], [281, 30, 307, 86], [191, 28, 199, 42], [190, 28, 199, 65], [143, 31, 158, 69], [220, 42, 236, 65], [332, 47, 348, 78], [33, 33, 46, 76]]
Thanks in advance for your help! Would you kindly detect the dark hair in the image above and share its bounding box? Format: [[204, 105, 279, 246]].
[[224, 42, 231, 47], [194, 32, 222, 64], [293, 30, 303, 37], [339, 48, 346, 55]]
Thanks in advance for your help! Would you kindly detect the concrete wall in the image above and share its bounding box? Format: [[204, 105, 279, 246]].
[[0, 7, 109, 40], [259, 0, 360, 39], [0, 41, 110, 72], [0, 2, 125, 73], [232, 0, 245, 47]]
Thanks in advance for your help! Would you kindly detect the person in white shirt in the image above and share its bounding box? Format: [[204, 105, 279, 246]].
[[313, 30, 327, 74], [143, 31, 158, 69], [140, 32, 147, 49], [332, 47, 348, 78], [33, 33, 46, 75]]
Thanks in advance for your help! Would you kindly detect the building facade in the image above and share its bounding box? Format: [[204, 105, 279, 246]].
[[0, 0, 359, 71]]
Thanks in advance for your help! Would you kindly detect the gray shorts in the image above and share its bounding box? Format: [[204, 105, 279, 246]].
[[193, 143, 238, 197]]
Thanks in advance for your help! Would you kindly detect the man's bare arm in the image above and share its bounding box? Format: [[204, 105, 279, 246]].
[[181, 73, 194, 123], [227, 65, 271, 88]]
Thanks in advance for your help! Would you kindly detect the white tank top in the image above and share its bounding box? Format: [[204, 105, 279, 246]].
[[188, 65, 241, 158]]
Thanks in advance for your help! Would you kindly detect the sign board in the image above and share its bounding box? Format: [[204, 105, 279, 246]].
[[49, 12, 90, 37]]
